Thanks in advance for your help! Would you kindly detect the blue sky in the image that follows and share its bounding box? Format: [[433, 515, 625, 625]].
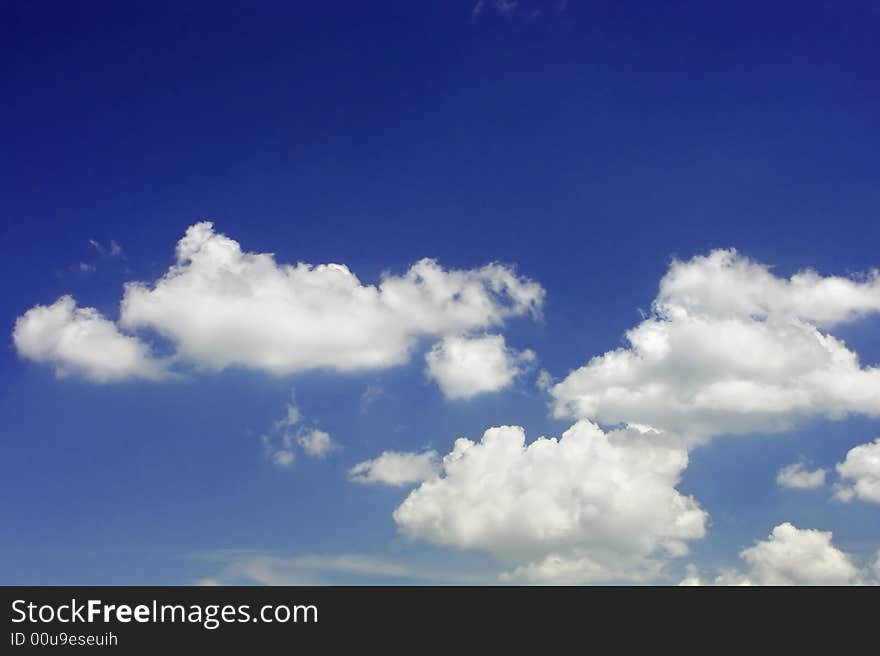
[[2, 1, 879, 585]]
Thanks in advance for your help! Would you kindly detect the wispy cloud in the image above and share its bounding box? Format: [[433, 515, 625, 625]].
[[195, 550, 488, 585], [260, 394, 338, 467]]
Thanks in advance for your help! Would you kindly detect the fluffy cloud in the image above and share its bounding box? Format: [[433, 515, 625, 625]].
[[425, 334, 535, 400], [12, 296, 168, 383], [776, 462, 826, 489], [834, 437, 880, 503], [681, 523, 865, 585], [393, 421, 706, 583], [297, 429, 336, 458], [655, 250, 880, 328], [386, 251, 880, 583], [116, 222, 543, 376], [550, 250, 880, 443], [348, 450, 440, 487], [14, 223, 543, 381], [738, 523, 862, 585]]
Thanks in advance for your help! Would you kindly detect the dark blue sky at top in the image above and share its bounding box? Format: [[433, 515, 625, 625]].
[[1, 1, 879, 583]]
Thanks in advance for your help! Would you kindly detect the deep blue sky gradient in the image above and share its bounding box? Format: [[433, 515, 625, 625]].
[[2, 1, 879, 583]]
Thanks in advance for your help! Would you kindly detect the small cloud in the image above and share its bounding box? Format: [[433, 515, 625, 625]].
[[536, 369, 553, 391], [297, 429, 336, 459], [348, 450, 440, 487], [475, 0, 517, 16], [359, 383, 384, 411], [261, 395, 337, 466], [271, 450, 295, 467], [78, 262, 96, 273], [197, 550, 491, 585], [273, 401, 301, 431], [425, 334, 536, 400], [833, 437, 880, 504], [776, 461, 826, 490], [89, 238, 124, 258], [12, 295, 169, 382]]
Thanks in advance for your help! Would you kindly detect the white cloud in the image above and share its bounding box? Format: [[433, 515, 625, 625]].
[[115, 222, 543, 376], [393, 421, 706, 583], [197, 550, 491, 585], [550, 249, 880, 444], [654, 249, 880, 328], [680, 523, 865, 586], [297, 429, 336, 458], [89, 238, 124, 258], [425, 334, 535, 400], [738, 523, 862, 585], [262, 401, 299, 467], [200, 552, 418, 585], [834, 437, 880, 503], [348, 450, 440, 487], [677, 564, 712, 586], [535, 369, 554, 391], [776, 462, 826, 489], [271, 450, 295, 467], [261, 398, 335, 465], [12, 296, 168, 383], [16, 223, 542, 383], [272, 401, 301, 431], [359, 383, 384, 411]]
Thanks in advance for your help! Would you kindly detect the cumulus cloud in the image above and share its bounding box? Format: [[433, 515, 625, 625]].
[[776, 462, 826, 490], [297, 429, 336, 458], [348, 450, 440, 487], [393, 421, 706, 583], [550, 249, 880, 443], [15, 223, 543, 382], [737, 523, 862, 585], [12, 296, 168, 382], [386, 250, 880, 583], [425, 334, 535, 400], [834, 437, 880, 503], [116, 222, 543, 376], [681, 523, 866, 585], [739, 524, 861, 585]]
